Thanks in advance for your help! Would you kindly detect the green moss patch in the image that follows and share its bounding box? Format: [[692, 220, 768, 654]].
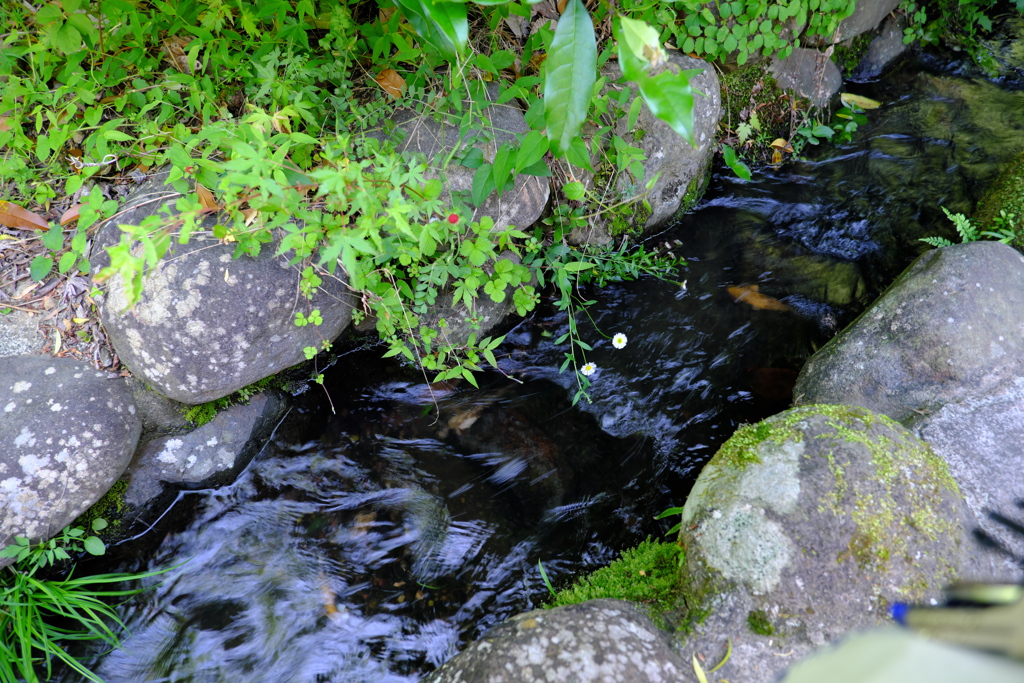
[[747, 609, 775, 636], [973, 149, 1024, 250], [182, 376, 277, 426], [550, 538, 683, 613]]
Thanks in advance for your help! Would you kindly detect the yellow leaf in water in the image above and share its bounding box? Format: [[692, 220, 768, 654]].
[[727, 284, 790, 312], [376, 69, 406, 99], [840, 93, 881, 110]]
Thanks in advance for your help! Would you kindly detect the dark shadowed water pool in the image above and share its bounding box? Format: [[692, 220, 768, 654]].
[[69, 46, 1024, 682]]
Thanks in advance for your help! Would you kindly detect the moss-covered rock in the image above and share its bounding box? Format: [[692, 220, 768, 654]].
[[672, 404, 968, 683], [973, 148, 1024, 250]]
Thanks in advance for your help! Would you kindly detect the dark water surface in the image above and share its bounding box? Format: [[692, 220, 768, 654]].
[[74, 47, 1024, 682]]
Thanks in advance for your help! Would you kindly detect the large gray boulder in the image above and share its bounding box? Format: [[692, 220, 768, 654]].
[[426, 599, 689, 682], [769, 48, 842, 109], [0, 355, 141, 566], [794, 242, 1024, 424], [577, 54, 720, 244], [914, 377, 1024, 582], [97, 178, 355, 404], [367, 86, 549, 234], [675, 405, 968, 683]]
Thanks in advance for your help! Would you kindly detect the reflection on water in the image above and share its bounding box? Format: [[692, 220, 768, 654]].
[[81, 48, 1024, 681]]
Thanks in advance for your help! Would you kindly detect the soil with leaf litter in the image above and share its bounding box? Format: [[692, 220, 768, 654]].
[[0, 175, 141, 373]]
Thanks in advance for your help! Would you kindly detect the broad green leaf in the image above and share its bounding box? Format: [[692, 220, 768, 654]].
[[58, 251, 77, 273], [543, 0, 596, 156], [393, 0, 468, 61], [562, 260, 594, 272], [83, 536, 106, 555], [564, 136, 595, 172], [40, 223, 64, 251], [471, 162, 496, 206], [627, 95, 643, 131], [516, 130, 549, 171], [618, 16, 666, 71], [492, 143, 515, 195], [30, 255, 53, 281], [636, 67, 700, 146], [562, 181, 585, 200]]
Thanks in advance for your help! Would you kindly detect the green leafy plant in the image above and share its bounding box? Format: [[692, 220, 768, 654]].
[[0, 519, 166, 683], [920, 207, 1020, 248], [901, 0, 1006, 75]]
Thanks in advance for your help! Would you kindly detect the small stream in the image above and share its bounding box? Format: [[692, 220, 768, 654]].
[[71, 43, 1024, 682]]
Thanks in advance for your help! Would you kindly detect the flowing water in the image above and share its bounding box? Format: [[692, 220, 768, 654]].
[[68, 44, 1024, 682]]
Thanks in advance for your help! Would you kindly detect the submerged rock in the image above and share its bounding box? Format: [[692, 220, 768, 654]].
[[425, 599, 688, 682], [0, 355, 141, 566], [675, 405, 968, 683], [794, 241, 1024, 423]]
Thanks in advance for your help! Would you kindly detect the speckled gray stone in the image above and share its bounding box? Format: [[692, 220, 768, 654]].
[[426, 599, 688, 682], [575, 53, 721, 244], [916, 376, 1024, 582], [366, 84, 549, 234], [0, 355, 140, 567], [97, 177, 356, 404], [124, 392, 287, 506], [0, 310, 43, 357]]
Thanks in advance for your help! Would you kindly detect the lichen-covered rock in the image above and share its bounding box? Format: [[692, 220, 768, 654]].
[[769, 49, 842, 109], [973, 148, 1024, 244], [98, 203, 354, 404], [124, 392, 288, 507], [578, 53, 720, 244], [0, 355, 141, 567], [675, 405, 967, 683], [794, 241, 1024, 424], [425, 599, 688, 682]]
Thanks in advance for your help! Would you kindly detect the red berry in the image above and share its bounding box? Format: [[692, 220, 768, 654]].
[[447, 213, 459, 224]]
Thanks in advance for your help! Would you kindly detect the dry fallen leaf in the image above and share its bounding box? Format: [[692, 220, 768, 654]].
[[0, 116, 10, 132], [376, 69, 406, 99], [196, 183, 219, 212], [0, 200, 49, 231], [240, 208, 259, 226], [60, 204, 83, 226]]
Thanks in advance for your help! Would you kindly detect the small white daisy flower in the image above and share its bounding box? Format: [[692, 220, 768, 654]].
[[612, 333, 627, 349], [580, 362, 597, 376]]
